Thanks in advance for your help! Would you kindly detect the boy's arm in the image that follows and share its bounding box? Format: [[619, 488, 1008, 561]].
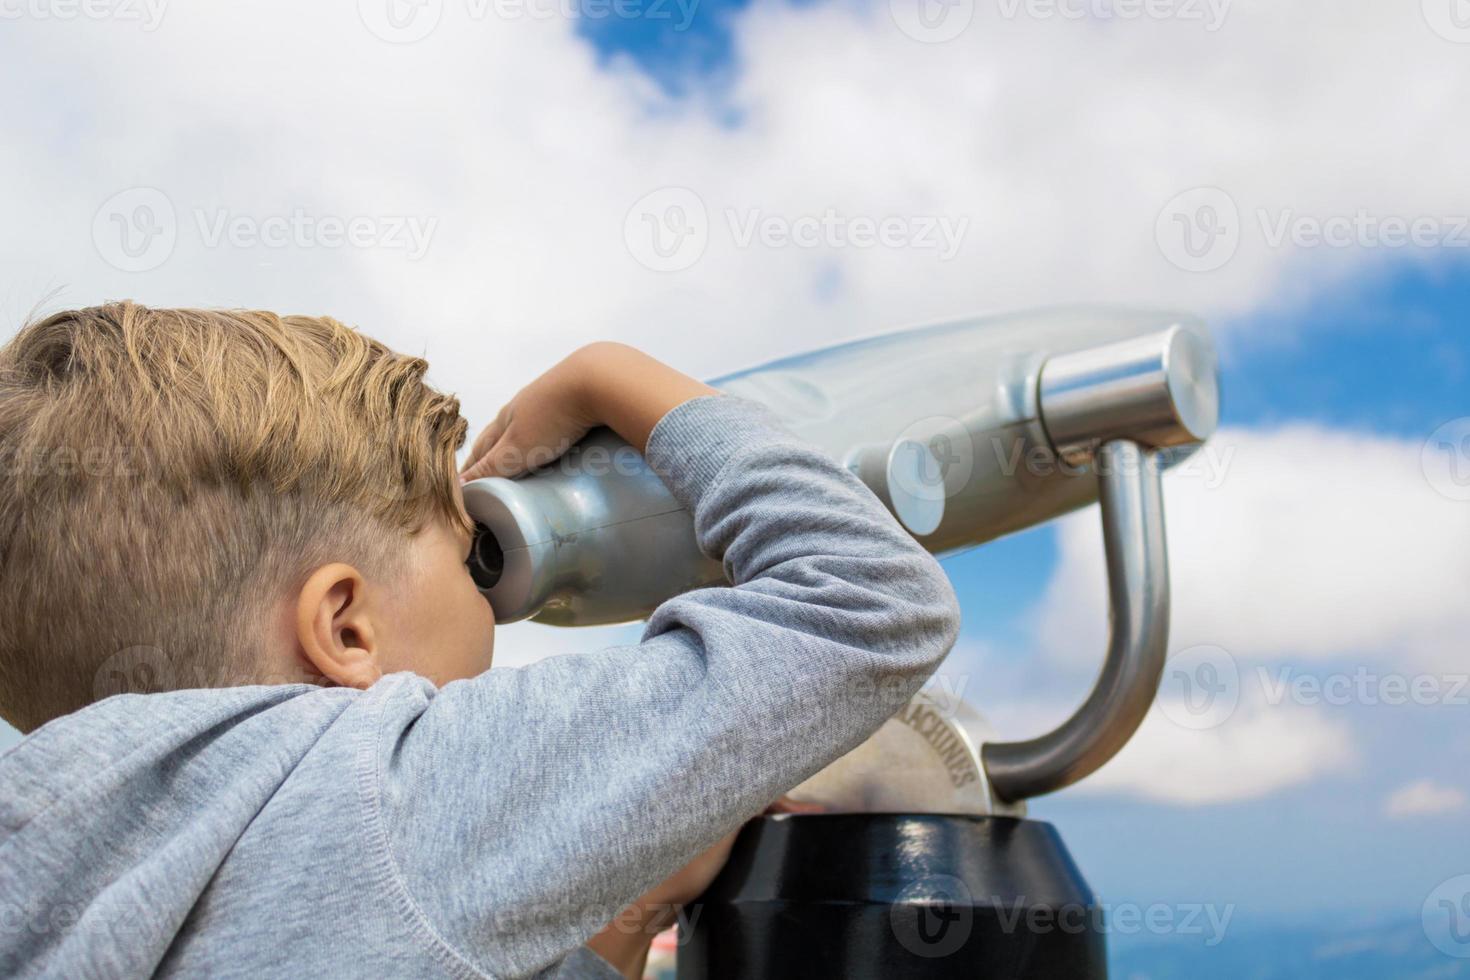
[[456, 341, 716, 482], [375, 346, 962, 979]]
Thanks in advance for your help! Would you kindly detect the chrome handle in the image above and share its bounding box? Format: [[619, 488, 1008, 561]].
[[981, 438, 1170, 802], [980, 325, 1215, 803]]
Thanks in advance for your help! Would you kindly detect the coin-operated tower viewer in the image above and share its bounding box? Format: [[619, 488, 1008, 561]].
[[462, 307, 1221, 980]]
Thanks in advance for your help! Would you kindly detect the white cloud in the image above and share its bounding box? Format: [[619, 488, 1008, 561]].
[[1383, 778, 1468, 818], [1, 0, 1468, 434], [1010, 424, 1470, 805], [1080, 700, 1355, 806], [1034, 426, 1470, 673], [2, 0, 1465, 764], [985, 689, 1355, 806]]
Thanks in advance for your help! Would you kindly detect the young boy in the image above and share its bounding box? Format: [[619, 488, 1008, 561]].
[[0, 303, 961, 979]]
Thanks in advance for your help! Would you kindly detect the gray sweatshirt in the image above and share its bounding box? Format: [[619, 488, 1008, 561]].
[[0, 394, 961, 979]]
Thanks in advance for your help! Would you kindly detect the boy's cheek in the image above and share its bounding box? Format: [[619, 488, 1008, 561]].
[[380, 577, 495, 683], [444, 593, 495, 681]]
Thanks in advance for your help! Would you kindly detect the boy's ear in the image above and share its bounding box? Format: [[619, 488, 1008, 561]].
[[295, 563, 383, 690]]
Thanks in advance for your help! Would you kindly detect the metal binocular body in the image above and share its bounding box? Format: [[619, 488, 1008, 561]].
[[464, 305, 1220, 806]]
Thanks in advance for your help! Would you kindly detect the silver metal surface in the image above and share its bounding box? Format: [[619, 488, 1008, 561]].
[[462, 430, 721, 625], [462, 306, 1217, 627], [980, 439, 1171, 802], [1039, 325, 1220, 466], [842, 438, 946, 536], [786, 688, 1025, 817]]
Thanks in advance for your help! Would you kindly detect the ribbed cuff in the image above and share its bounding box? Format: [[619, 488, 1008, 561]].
[[642, 393, 796, 513]]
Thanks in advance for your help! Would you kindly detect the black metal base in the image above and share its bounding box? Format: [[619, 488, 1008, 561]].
[[677, 814, 1106, 980]]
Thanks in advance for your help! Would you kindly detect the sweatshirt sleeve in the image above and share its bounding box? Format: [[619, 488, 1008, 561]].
[[373, 394, 962, 979]]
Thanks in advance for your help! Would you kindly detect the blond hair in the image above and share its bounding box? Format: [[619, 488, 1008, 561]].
[[0, 302, 469, 731]]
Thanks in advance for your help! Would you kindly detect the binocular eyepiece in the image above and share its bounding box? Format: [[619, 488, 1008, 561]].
[[466, 521, 505, 593]]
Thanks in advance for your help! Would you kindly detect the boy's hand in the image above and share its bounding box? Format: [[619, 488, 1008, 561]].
[[584, 797, 821, 979], [459, 342, 715, 482], [583, 832, 734, 980]]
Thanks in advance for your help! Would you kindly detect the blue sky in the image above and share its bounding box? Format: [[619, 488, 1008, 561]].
[[578, 0, 1470, 934], [943, 245, 1470, 925], [1, 0, 1466, 967]]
